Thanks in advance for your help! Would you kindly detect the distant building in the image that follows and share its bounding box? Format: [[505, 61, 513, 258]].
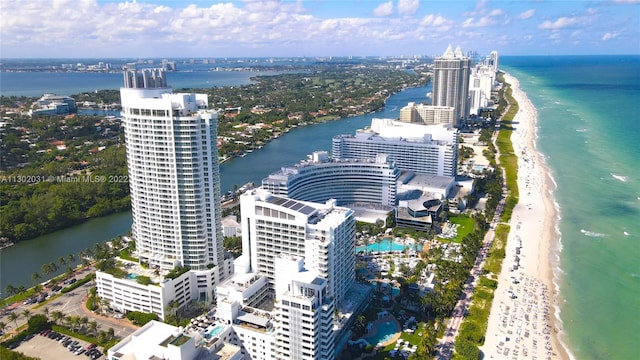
[[432, 45, 471, 126], [399, 102, 455, 126], [468, 51, 499, 115], [221, 215, 241, 238], [332, 118, 458, 177], [30, 94, 76, 116]]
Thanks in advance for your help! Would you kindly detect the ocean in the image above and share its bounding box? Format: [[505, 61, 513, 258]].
[[501, 55, 640, 360]]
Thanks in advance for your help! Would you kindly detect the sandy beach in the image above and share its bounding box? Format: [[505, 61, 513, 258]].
[[480, 74, 571, 360]]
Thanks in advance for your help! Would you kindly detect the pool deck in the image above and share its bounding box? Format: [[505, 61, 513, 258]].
[[364, 315, 402, 348]]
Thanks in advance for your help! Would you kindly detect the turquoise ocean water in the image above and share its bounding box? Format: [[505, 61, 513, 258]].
[[502, 56, 640, 360]]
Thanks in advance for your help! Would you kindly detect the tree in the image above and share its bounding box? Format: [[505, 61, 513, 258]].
[[41, 263, 52, 277], [27, 314, 49, 333], [21, 309, 31, 322], [58, 256, 67, 267], [67, 253, 75, 264], [8, 312, 19, 329], [51, 311, 64, 325], [88, 320, 99, 336], [5, 284, 17, 297], [31, 272, 41, 285], [79, 316, 89, 333], [0, 321, 6, 334], [107, 327, 115, 339]]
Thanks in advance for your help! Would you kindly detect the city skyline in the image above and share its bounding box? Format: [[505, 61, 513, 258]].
[[1, 0, 638, 59]]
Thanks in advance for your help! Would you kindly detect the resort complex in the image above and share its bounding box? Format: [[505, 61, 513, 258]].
[[5, 47, 551, 360]]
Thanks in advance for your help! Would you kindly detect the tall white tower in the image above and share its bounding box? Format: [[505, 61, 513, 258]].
[[121, 69, 225, 277], [432, 45, 471, 126], [238, 189, 355, 306]]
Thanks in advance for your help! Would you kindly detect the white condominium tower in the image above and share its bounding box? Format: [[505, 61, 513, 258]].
[[238, 189, 355, 307], [121, 68, 225, 277], [432, 45, 471, 126], [274, 256, 336, 360]]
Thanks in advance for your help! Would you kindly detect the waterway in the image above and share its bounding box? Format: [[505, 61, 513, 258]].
[[0, 84, 431, 295]]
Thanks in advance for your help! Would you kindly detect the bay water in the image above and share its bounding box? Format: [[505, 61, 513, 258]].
[[502, 55, 640, 360]]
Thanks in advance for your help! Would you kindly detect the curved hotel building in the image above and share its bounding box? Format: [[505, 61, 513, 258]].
[[262, 151, 399, 207]]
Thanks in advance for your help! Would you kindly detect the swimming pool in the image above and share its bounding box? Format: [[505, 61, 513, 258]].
[[365, 320, 399, 346], [356, 239, 421, 253], [204, 325, 224, 339], [126, 273, 138, 279]]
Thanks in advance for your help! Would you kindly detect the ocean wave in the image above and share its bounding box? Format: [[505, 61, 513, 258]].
[[575, 128, 588, 132], [611, 173, 628, 182], [580, 229, 606, 238]]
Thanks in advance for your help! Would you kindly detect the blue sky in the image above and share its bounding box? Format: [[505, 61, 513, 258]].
[[1, 0, 639, 58]]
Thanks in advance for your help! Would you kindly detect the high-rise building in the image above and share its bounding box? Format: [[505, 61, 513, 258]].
[[96, 69, 229, 315], [468, 65, 496, 116], [432, 45, 471, 126], [237, 189, 355, 306], [486, 50, 499, 73], [273, 256, 336, 360], [332, 118, 458, 177]]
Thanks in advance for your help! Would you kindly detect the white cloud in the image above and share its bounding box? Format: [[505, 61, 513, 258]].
[[373, 1, 394, 17], [602, 32, 621, 40], [420, 14, 451, 27], [398, 0, 420, 15], [462, 16, 496, 28], [610, 0, 640, 3], [516, 9, 536, 20], [538, 17, 582, 29]]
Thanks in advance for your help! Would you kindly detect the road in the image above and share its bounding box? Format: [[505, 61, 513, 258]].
[[435, 122, 509, 359]]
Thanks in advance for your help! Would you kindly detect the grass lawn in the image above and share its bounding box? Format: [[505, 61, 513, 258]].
[[443, 216, 475, 243]]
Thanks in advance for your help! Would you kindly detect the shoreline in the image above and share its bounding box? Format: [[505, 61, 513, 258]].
[[481, 73, 572, 360]]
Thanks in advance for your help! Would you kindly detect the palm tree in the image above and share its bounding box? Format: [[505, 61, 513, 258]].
[[58, 256, 67, 267], [41, 263, 52, 277], [49, 261, 58, 274], [107, 327, 115, 340], [7, 312, 19, 329], [31, 272, 41, 285], [0, 321, 7, 334], [17, 285, 26, 294], [42, 306, 50, 320], [88, 320, 99, 336], [51, 311, 64, 325], [5, 284, 17, 297], [21, 309, 31, 322], [67, 253, 75, 264], [79, 316, 89, 333]]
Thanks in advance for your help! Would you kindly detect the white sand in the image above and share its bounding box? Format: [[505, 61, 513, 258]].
[[480, 74, 571, 360]]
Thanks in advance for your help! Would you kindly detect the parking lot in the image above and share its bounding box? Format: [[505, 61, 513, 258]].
[[14, 330, 105, 360]]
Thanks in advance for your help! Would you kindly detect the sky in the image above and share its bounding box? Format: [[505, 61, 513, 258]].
[[1, 0, 639, 58]]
